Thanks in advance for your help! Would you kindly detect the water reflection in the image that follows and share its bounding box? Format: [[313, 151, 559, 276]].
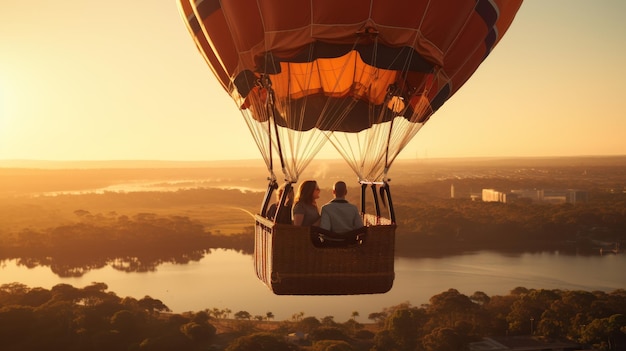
[[3, 213, 253, 278], [2, 249, 624, 321]]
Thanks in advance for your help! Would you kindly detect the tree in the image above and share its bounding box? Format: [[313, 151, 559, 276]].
[[192, 310, 211, 324], [368, 312, 387, 326], [321, 316, 336, 326], [138, 296, 171, 315], [309, 326, 349, 342], [0, 305, 35, 346], [351, 311, 359, 320], [225, 332, 294, 351], [110, 310, 138, 336], [354, 329, 375, 340], [581, 318, 611, 349], [210, 307, 223, 319], [510, 286, 530, 296], [343, 318, 363, 335], [266, 311, 274, 321], [298, 316, 322, 333], [507, 289, 560, 335], [180, 321, 216, 342], [470, 291, 491, 306], [482, 294, 517, 335], [313, 339, 353, 351], [380, 307, 422, 351], [422, 327, 465, 351], [427, 289, 477, 329], [234, 310, 252, 320], [50, 283, 81, 302], [31, 300, 75, 347], [371, 330, 398, 351], [0, 282, 29, 298]]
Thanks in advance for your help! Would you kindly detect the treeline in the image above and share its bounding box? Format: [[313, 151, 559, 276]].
[[1, 283, 625, 350], [363, 287, 626, 351], [1, 184, 625, 276], [0, 212, 254, 277], [0, 282, 204, 351], [389, 183, 626, 256]]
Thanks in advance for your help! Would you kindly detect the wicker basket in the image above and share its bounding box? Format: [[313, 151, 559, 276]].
[[254, 214, 396, 295]]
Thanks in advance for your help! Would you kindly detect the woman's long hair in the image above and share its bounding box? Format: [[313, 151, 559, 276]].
[[295, 180, 318, 206]]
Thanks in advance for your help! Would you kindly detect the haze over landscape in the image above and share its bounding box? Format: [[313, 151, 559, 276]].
[[1, 157, 625, 331]]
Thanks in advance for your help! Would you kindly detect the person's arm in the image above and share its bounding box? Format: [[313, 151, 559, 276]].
[[292, 202, 304, 226], [353, 206, 364, 228], [293, 213, 304, 226]]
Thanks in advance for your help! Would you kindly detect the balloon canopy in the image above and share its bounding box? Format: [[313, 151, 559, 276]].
[[179, 0, 523, 182]]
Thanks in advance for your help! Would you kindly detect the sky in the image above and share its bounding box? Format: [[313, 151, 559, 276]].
[[1, 1, 625, 162]]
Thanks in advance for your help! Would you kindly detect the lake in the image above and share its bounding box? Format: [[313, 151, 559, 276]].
[[2, 249, 624, 321]]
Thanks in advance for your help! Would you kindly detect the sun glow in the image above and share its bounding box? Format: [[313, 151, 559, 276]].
[[1, 1, 625, 161], [0, 75, 18, 153]]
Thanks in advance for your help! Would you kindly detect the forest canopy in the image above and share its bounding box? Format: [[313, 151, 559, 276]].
[[1, 283, 624, 351]]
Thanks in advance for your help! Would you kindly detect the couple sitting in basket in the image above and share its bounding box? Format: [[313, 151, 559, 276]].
[[292, 180, 365, 246]]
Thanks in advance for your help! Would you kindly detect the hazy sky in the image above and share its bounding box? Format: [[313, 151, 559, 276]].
[[1, 1, 625, 162]]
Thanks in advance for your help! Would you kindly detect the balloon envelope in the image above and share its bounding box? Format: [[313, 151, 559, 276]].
[[179, 0, 523, 181]]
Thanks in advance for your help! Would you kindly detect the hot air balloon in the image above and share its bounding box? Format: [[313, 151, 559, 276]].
[[178, 0, 523, 295]]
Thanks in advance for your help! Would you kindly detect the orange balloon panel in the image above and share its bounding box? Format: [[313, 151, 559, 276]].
[[179, 0, 523, 132]]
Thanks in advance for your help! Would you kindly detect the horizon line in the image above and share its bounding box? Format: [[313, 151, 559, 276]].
[[1, 155, 625, 169]]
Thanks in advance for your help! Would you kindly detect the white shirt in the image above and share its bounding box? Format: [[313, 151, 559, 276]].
[[319, 198, 364, 233]]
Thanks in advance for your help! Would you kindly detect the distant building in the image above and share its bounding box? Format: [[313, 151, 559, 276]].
[[542, 190, 568, 204], [567, 189, 588, 203], [482, 189, 508, 203], [512, 189, 588, 204], [483, 188, 588, 204], [510, 189, 543, 202]]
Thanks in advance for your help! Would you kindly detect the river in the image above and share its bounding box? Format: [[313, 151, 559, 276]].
[[2, 249, 624, 321]]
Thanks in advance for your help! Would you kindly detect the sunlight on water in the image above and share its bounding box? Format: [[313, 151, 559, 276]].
[[2, 250, 625, 321]]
